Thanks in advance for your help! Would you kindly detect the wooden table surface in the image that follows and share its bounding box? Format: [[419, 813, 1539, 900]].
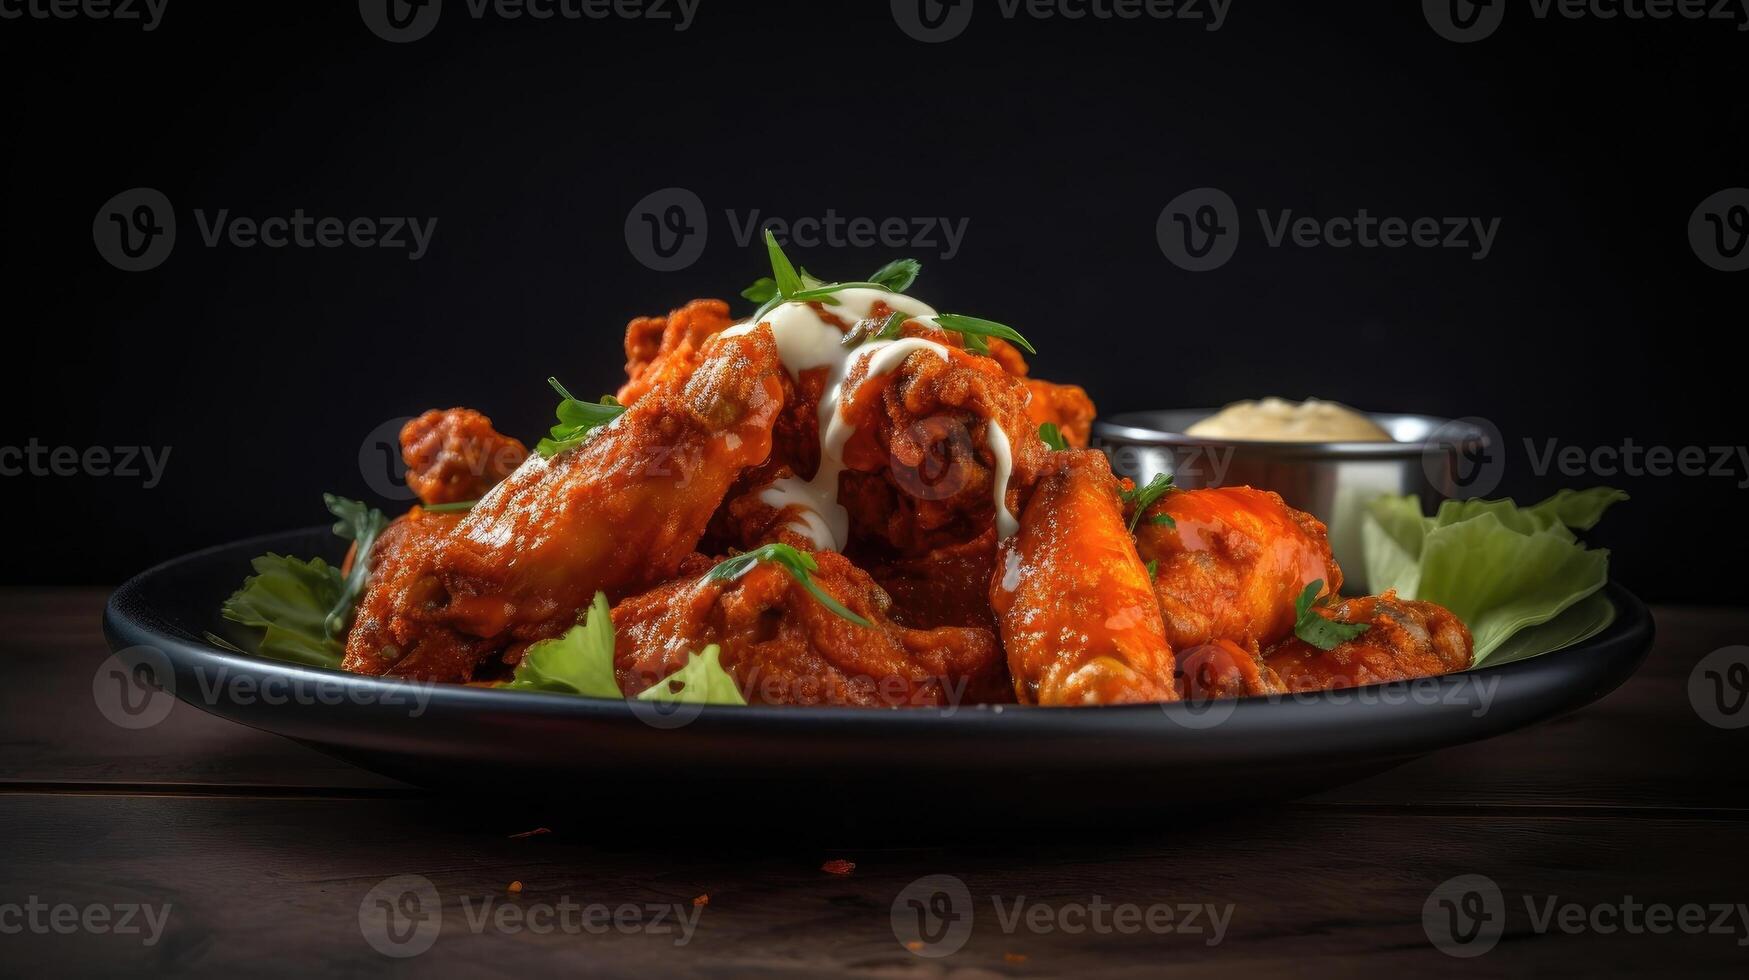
[[2, 589, 1745, 977]]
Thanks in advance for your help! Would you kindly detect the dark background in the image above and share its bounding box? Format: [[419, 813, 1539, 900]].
[[2, 0, 1742, 600]]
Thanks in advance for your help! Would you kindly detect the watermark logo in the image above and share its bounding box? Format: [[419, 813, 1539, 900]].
[[1425, 874, 1749, 954], [625, 193, 972, 271], [360, 416, 418, 501], [893, 0, 1229, 41], [1423, 874, 1506, 957], [891, 874, 975, 956], [359, 0, 442, 41], [625, 187, 709, 272], [1427, 0, 1749, 42], [0, 0, 168, 30], [359, 875, 442, 958], [93, 188, 175, 272], [1423, 0, 1504, 43], [891, 875, 1234, 956], [1423, 415, 1503, 500], [1160, 189, 1502, 271], [91, 646, 176, 731], [1157, 187, 1240, 272], [1690, 646, 1749, 729], [1690, 188, 1749, 272], [361, 0, 698, 41], [1524, 436, 1749, 488], [891, 0, 975, 42], [95, 190, 437, 269], [889, 416, 979, 502]]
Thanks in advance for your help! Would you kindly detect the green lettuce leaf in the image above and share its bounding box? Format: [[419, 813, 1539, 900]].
[[635, 645, 747, 706], [501, 592, 621, 697], [1362, 489, 1625, 666], [1481, 592, 1616, 668], [220, 554, 347, 668]]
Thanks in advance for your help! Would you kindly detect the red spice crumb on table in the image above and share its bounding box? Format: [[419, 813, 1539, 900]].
[[820, 859, 856, 875]]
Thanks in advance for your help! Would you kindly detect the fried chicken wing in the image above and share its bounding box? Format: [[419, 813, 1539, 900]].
[[983, 337, 1096, 448], [340, 505, 483, 677], [618, 299, 737, 405], [868, 530, 1000, 632], [990, 450, 1178, 705], [1175, 638, 1287, 702], [613, 550, 1008, 706], [1136, 486, 1341, 652], [1265, 592, 1474, 692], [399, 408, 528, 506], [343, 328, 786, 682], [841, 328, 1047, 555]]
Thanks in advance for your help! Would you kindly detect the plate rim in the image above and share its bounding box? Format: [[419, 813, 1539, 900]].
[[101, 527, 1656, 750]]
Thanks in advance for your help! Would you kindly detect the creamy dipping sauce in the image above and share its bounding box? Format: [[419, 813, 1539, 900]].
[[1184, 397, 1393, 442]]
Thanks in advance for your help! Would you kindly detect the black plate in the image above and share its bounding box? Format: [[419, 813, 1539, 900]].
[[103, 528, 1654, 822]]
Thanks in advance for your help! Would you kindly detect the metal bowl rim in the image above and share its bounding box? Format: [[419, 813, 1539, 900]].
[[1094, 409, 1487, 458]]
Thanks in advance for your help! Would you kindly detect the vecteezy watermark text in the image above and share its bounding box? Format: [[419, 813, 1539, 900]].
[[358, 875, 701, 958], [625, 188, 970, 271], [1526, 437, 1749, 488], [1425, 0, 1749, 42], [891, 875, 1233, 957], [891, 0, 1231, 44], [1157, 188, 1501, 272], [0, 0, 168, 30], [93, 188, 438, 271], [92, 648, 438, 732], [0, 898, 172, 947], [1425, 874, 1749, 957], [1, 440, 171, 488], [359, 0, 698, 43]]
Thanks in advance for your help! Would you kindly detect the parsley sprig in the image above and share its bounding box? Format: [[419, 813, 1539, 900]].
[[322, 494, 389, 641], [740, 233, 1037, 357], [705, 543, 871, 627], [1038, 423, 1068, 451], [1291, 580, 1371, 650], [1119, 473, 1176, 533], [536, 377, 626, 459]]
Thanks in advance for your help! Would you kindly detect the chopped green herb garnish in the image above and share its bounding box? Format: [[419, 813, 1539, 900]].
[[1144, 559, 1158, 579], [322, 494, 389, 641], [536, 377, 626, 459], [741, 277, 778, 305], [868, 258, 921, 293], [1119, 473, 1176, 533], [1291, 579, 1371, 651], [741, 238, 1038, 361], [422, 499, 477, 514], [765, 229, 804, 297], [1038, 423, 1068, 451], [841, 310, 912, 349], [1151, 513, 1177, 529], [931, 313, 1037, 356], [705, 543, 871, 627]]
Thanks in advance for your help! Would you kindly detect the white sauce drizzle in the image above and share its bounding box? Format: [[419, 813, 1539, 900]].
[[985, 422, 1019, 538], [1001, 548, 1023, 592], [722, 287, 1018, 550]]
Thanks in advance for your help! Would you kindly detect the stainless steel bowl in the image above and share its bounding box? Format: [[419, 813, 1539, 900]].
[[1094, 410, 1490, 593]]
